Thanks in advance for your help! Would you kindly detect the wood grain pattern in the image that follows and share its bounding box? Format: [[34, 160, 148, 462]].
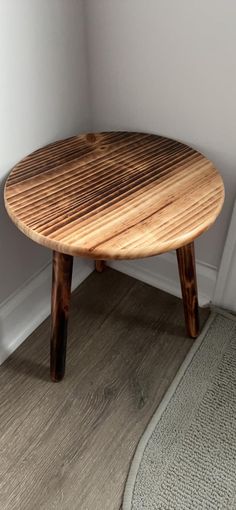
[[4, 132, 224, 260], [176, 242, 199, 338], [0, 269, 209, 510], [50, 251, 73, 382]]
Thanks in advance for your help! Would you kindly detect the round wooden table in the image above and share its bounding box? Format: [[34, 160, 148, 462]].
[[4, 132, 224, 381]]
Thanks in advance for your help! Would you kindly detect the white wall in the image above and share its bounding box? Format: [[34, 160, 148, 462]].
[[85, 0, 236, 269], [0, 0, 90, 304], [1, 0, 235, 343]]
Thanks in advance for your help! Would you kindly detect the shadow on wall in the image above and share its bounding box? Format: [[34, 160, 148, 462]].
[[0, 176, 50, 306]]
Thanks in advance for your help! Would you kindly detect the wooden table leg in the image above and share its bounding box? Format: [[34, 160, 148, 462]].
[[95, 260, 106, 273], [176, 242, 199, 338], [50, 251, 73, 382]]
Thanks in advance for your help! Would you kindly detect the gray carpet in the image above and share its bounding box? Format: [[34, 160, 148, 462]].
[[123, 310, 236, 510]]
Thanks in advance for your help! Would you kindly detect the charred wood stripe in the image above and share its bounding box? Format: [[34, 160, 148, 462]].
[[40, 168, 218, 241], [8, 135, 178, 194], [9, 148, 200, 220], [8, 136, 190, 192], [35, 163, 209, 237], [4, 132, 224, 260], [28, 164, 213, 236], [61, 182, 222, 248], [8, 132, 150, 181], [8, 138, 188, 208], [129, 195, 223, 250], [12, 147, 200, 220]]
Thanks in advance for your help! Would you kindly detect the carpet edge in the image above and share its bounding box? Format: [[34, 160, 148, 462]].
[[122, 309, 235, 510]]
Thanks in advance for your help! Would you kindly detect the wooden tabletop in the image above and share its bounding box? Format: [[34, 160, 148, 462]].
[[4, 132, 224, 260]]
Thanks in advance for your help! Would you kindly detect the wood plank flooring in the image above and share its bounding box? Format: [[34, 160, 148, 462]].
[[0, 268, 208, 510]]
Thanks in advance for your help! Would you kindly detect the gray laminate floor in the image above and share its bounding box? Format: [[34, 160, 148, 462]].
[[0, 268, 208, 510]]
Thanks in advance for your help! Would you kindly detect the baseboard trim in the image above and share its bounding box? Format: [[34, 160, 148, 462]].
[[0, 253, 217, 366], [108, 253, 217, 307], [0, 258, 94, 365], [214, 200, 236, 312]]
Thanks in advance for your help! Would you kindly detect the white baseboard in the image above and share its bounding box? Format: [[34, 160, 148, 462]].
[[214, 200, 236, 312], [0, 257, 94, 365], [0, 251, 218, 366], [108, 253, 217, 307]]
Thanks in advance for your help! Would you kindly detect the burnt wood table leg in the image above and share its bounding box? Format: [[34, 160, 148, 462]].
[[176, 242, 199, 338], [50, 251, 73, 382], [95, 260, 106, 273]]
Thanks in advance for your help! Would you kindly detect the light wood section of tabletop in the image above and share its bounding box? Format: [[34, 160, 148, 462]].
[[4, 132, 224, 259]]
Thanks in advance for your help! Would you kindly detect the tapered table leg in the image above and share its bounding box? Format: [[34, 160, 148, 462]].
[[176, 242, 199, 338], [50, 251, 73, 382]]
